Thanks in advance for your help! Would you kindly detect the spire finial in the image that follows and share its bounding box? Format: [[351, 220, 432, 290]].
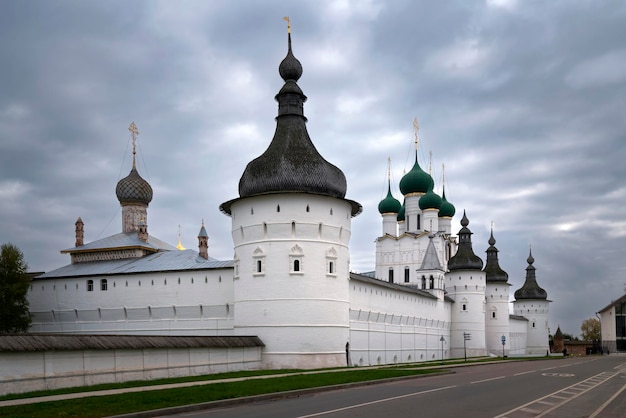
[[387, 157, 391, 181], [413, 117, 419, 151], [429, 150, 433, 176], [442, 163, 446, 187], [283, 16, 290, 33], [128, 122, 139, 168], [176, 224, 186, 250]]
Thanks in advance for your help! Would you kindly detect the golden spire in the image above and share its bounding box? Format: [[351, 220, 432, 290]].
[[283, 16, 290, 33], [176, 224, 186, 250], [128, 122, 139, 168], [413, 117, 419, 151], [387, 156, 392, 181], [442, 163, 446, 187]]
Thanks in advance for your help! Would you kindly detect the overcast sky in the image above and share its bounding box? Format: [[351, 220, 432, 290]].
[[1, 0, 625, 338]]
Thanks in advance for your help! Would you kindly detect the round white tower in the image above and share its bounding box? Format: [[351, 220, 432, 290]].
[[513, 250, 550, 355], [445, 211, 487, 358], [220, 27, 361, 369], [483, 228, 511, 356]]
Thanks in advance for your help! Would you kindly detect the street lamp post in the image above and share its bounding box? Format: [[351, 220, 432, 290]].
[[440, 336, 445, 364], [501, 335, 506, 358]]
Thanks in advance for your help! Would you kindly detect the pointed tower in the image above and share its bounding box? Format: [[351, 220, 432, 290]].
[[378, 159, 401, 237], [513, 249, 550, 355], [219, 19, 361, 369], [115, 123, 153, 233], [176, 225, 186, 250], [198, 221, 209, 260], [438, 164, 455, 235], [418, 234, 446, 299], [74, 217, 84, 247], [483, 227, 511, 356], [445, 211, 487, 358], [399, 120, 433, 234]]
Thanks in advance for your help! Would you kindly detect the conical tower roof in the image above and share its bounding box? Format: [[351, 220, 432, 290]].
[[514, 249, 548, 300], [220, 26, 360, 216], [483, 228, 509, 283], [447, 211, 483, 271]]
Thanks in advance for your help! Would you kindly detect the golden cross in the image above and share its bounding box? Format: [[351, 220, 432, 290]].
[[283, 16, 290, 33], [128, 122, 139, 167], [413, 117, 419, 149]]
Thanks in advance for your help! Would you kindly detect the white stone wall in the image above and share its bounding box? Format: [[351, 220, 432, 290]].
[[28, 269, 234, 335], [0, 346, 262, 396], [229, 193, 353, 369], [349, 279, 451, 365], [508, 317, 529, 356]]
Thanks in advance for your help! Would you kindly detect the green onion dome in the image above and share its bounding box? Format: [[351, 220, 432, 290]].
[[438, 187, 456, 218], [399, 152, 434, 195], [378, 183, 401, 214], [419, 186, 442, 210], [397, 200, 406, 222]]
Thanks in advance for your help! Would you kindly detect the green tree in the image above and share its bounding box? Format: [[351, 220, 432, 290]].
[[0, 243, 31, 333], [580, 317, 601, 341]]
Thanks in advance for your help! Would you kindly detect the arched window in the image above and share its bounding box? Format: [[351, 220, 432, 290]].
[[421, 276, 426, 289], [87, 280, 94, 292], [329, 261, 334, 274], [429, 275, 434, 289], [293, 259, 300, 272], [257, 259, 262, 273]]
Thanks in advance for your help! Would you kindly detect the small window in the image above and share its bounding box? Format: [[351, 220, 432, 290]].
[[277, 205, 280, 212], [329, 261, 334, 274], [294, 259, 300, 272], [429, 275, 434, 289], [462, 304, 467, 311], [257, 259, 262, 273], [306, 205, 310, 212], [404, 267, 410, 283], [388, 268, 394, 283], [100, 279, 107, 291], [492, 311, 496, 319], [87, 280, 94, 292]]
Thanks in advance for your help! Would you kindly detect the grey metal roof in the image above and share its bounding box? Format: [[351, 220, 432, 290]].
[[62, 232, 176, 253], [350, 272, 438, 300], [420, 236, 442, 270], [514, 250, 548, 300], [448, 211, 484, 271], [36, 249, 234, 279], [598, 293, 626, 313], [0, 334, 264, 352], [509, 314, 529, 321]]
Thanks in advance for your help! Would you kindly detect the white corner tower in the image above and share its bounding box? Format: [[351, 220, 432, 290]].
[[483, 227, 511, 356], [513, 249, 550, 355], [445, 211, 487, 358], [219, 20, 361, 369]]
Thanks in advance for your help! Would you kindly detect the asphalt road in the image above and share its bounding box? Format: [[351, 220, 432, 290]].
[[163, 356, 626, 418]]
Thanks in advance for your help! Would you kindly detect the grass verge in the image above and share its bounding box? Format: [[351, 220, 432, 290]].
[[0, 368, 440, 418]]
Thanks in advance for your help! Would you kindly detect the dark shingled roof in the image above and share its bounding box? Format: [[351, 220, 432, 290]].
[[220, 32, 361, 217], [0, 334, 264, 352], [514, 250, 548, 300], [447, 211, 483, 271], [483, 229, 509, 283]]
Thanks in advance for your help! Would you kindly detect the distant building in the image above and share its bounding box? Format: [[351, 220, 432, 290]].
[[28, 29, 552, 369], [598, 294, 626, 353]]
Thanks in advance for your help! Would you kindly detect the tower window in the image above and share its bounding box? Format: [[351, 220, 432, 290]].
[[306, 205, 310, 212], [329, 261, 334, 274], [87, 280, 94, 292], [429, 275, 434, 289], [388, 268, 394, 283], [417, 214, 421, 230], [404, 267, 410, 283], [462, 304, 467, 311], [100, 279, 107, 291], [421, 276, 426, 289], [277, 205, 280, 212], [257, 259, 262, 273], [293, 259, 300, 272]]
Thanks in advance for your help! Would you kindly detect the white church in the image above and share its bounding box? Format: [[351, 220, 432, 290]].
[[27, 30, 551, 370]]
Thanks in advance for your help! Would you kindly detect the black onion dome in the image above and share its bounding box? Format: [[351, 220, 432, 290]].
[[237, 31, 348, 201], [116, 167, 153, 205], [278, 33, 303, 81], [483, 229, 509, 283], [447, 211, 483, 271], [514, 249, 548, 300]]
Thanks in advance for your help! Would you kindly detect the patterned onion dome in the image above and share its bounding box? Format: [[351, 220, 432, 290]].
[[438, 188, 456, 218], [116, 167, 153, 205], [399, 152, 434, 195], [378, 183, 401, 214], [419, 186, 443, 210]]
